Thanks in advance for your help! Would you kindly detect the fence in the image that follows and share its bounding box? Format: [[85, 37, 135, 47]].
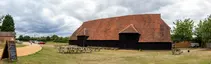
[[54, 45, 118, 54]]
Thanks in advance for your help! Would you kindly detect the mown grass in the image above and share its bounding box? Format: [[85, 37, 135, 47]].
[[16, 44, 27, 47], [1, 42, 211, 64], [45, 41, 68, 45]]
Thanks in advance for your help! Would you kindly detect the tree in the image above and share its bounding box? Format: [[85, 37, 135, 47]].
[[172, 18, 194, 42], [1, 14, 15, 32], [23, 36, 30, 41], [46, 36, 51, 41], [195, 16, 211, 47], [51, 34, 59, 41], [53, 36, 69, 43], [62, 37, 69, 43], [18, 35, 24, 41]]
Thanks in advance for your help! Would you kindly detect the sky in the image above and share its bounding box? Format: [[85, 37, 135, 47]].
[[0, 0, 211, 37]]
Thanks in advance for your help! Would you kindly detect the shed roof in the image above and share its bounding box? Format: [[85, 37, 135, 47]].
[[0, 32, 15, 37]]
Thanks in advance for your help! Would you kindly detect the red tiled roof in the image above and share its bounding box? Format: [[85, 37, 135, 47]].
[[77, 28, 88, 36], [70, 14, 172, 42]]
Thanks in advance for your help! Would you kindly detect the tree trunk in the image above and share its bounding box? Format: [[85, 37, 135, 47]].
[[201, 42, 206, 48]]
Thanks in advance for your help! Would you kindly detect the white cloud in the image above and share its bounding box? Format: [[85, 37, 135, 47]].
[[1, 0, 211, 37], [42, 8, 55, 18], [153, 0, 211, 27], [96, 6, 132, 18]]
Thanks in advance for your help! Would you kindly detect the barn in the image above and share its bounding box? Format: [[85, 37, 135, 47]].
[[69, 14, 172, 50]]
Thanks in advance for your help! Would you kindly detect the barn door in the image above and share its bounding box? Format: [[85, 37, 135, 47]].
[[119, 33, 140, 49]]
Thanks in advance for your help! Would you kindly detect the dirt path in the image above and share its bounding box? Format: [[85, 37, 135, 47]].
[[0, 42, 42, 57]]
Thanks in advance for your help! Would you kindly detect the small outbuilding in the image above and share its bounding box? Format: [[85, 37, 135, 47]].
[[69, 14, 172, 50], [0, 32, 15, 43]]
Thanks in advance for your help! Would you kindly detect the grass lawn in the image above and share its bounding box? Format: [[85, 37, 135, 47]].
[[16, 44, 27, 47], [45, 41, 67, 45], [1, 42, 211, 64]]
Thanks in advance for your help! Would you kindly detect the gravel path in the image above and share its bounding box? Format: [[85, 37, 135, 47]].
[[0, 42, 42, 57]]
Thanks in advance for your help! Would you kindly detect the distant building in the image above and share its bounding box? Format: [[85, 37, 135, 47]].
[[69, 14, 172, 50], [0, 32, 15, 43]]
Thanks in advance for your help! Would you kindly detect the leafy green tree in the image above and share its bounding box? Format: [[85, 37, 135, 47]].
[[172, 19, 194, 42], [38, 36, 47, 42], [51, 34, 59, 41], [195, 16, 211, 47], [18, 35, 24, 41], [53, 36, 69, 43], [46, 36, 51, 41], [23, 36, 30, 41], [1, 15, 15, 32], [62, 37, 69, 43]]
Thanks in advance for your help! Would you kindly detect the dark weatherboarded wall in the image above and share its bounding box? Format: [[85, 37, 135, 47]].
[[69, 40, 172, 50]]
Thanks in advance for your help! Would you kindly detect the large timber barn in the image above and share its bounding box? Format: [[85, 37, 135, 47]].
[[69, 14, 172, 50]]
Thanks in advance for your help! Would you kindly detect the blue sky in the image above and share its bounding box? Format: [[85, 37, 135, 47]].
[[0, 0, 211, 37]]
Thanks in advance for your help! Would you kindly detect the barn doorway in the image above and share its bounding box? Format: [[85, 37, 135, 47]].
[[77, 36, 89, 47], [119, 33, 140, 49]]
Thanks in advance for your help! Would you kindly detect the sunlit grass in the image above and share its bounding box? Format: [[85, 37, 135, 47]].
[[1, 42, 211, 64]]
